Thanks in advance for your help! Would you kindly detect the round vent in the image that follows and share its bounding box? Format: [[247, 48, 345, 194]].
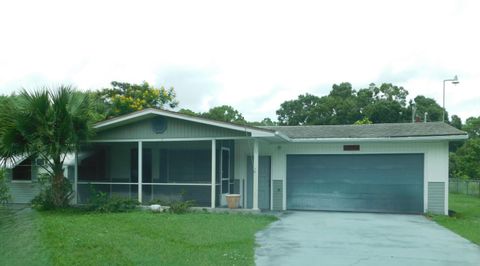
[[151, 117, 168, 134]]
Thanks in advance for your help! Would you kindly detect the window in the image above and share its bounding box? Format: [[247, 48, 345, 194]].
[[158, 149, 211, 183], [78, 149, 106, 181], [12, 158, 32, 181]]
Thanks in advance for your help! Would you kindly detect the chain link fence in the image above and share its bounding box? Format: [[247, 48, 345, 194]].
[[449, 178, 480, 197]]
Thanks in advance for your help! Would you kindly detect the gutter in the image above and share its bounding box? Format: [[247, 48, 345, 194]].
[[286, 134, 468, 143]]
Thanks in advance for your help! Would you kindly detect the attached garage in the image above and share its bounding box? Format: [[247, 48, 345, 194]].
[[287, 154, 424, 213]]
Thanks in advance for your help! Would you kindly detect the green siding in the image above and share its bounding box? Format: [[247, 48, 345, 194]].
[[428, 182, 445, 214], [272, 180, 283, 210], [9, 182, 40, 203], [94, 117, 247, 140]]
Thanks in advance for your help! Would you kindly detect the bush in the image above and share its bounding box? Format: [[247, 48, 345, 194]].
[[168, 200, 195, 214], [0, 168, 11, 204], [149, 197, 195, 214], [31, 174, 72, 210], [86, 188, 139, 213]]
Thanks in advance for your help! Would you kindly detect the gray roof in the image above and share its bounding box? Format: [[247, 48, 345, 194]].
[[261, 122, 467, 139]]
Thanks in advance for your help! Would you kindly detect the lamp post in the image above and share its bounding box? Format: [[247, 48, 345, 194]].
[[442, 75, 459, 122]]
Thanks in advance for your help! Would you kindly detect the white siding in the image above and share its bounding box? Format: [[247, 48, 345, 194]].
[[234, 140, 450, 214]]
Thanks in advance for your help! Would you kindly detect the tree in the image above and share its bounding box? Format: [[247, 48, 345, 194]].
[[248, 117, 277, 126], [0, 168, 11, 204], [463, 116, 480, 138], [354, 117, 373, 125], [178, 108, 198, 116], [0, 87, 97, 208], [450, 115, 463, 129], [364, 100, 406, 123], [97, 81, 178, 117], [449, 138, 480, 179], [411, 96, 445, 122], [276, 94, 322, 125], [201, 105, 246, 123]]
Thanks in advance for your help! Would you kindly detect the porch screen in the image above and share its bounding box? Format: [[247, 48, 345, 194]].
[[158, 148, 211, 183]]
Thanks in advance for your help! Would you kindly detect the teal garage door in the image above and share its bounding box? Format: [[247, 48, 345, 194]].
[[287, 154, 424, 213]]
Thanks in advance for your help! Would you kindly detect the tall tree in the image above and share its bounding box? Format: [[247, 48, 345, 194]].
[[97, 81, 178, 117], [276, 93, 322, 125], [463, 116, 480, 138], [411, 96, 445, 122], [201, 105, 246, 124], [0, 87, 97, 207]]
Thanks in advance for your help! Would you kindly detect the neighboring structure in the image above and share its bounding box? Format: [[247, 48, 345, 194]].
[[4, 108, 467, 215]]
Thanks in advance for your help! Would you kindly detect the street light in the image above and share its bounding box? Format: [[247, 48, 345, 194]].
[[442, 75, 459, 122]]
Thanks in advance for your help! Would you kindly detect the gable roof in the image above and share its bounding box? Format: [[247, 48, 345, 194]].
[[262, 122, 468, 141], [94, 108, 275, 137]]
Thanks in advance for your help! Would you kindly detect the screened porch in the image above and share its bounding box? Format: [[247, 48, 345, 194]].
[[75, 140, 236, 208]]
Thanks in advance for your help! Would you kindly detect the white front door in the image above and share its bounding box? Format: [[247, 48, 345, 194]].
[[220, 147, 230, 206]]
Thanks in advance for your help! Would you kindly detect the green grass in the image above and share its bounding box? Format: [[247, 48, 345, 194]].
[[0, 208, 276, 266], [431, 193, 480, 245]]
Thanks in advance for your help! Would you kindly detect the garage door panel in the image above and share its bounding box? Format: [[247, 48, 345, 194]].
[[287, 154, 424, 213]]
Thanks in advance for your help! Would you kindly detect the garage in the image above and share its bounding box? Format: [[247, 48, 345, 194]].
[[286, 154, 424, 213]]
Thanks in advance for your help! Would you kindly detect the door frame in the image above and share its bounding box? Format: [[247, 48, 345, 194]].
[[220, 147, 231, 206]]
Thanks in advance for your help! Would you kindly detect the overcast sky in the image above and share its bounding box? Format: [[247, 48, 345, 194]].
[[0, 0, 478, 122]]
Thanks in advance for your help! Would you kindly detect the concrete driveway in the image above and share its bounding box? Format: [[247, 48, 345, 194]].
[[256, 212, 480, 266]]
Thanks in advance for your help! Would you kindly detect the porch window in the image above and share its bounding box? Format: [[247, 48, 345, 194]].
[[78, 149, 107, 181], [158, 148, 211, 183]]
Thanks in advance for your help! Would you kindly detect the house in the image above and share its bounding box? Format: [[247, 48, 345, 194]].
[[4, 108, 467, 215]]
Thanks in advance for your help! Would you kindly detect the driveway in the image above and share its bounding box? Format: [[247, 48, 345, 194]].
[[256, 212, 480, 266]]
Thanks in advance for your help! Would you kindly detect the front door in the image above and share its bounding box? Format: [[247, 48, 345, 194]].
[[220, 148, 231, 206], [247, 156, 271, 210]]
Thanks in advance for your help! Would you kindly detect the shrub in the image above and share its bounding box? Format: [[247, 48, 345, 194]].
[[86, 187, 139, 213], [31, 174, 72, 210], [149, 197, 195, 214], [0, 168, 11, 204], [168, 200, 195, 214]]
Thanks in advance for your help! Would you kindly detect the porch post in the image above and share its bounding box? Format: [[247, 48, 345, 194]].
[[211, 139, 216, 208], [138, 141, 143, 203], [253, 139, 259, 210], [74, 151, 78, 204]]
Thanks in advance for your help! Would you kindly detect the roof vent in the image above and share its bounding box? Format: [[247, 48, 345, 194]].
[[344, 145, 360, 151]]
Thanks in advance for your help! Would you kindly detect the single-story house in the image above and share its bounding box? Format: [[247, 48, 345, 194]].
[[4, 108, 467, 215]]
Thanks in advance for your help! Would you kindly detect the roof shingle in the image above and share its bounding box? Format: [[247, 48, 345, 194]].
[[261, 122, 466, 139]]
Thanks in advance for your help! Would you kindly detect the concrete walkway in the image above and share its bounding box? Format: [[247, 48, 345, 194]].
[[256, 211, 480, 266]]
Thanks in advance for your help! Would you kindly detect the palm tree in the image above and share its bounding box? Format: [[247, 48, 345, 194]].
[[0, 86, 96, 207]]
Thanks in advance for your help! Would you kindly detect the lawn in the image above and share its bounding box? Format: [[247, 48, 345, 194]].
[[0, 207, 276, 266], [431, 193, 480, 245]]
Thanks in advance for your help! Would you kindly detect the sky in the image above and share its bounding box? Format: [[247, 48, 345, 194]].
[[0, 0, 479, 122]]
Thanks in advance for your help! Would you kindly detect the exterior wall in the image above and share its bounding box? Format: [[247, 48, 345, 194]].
[[8, 161, 72, 204], [94, 117, 248, 140], [234, 140, 449, 214]]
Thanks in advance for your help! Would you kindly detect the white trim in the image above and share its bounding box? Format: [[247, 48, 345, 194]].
[[138, 141, 143, 203], [94, 108, 275, 137], [252, 139, 259, 210], [287, 135, 468, 143], [74, 152, 78, 204], [77, 181, 211, 186], [10, 180, 33, 183], [89, 137, 255, 143], [78, 182, 136, 185], [220, 147, 231, 206], [211, 140, 216, 208]]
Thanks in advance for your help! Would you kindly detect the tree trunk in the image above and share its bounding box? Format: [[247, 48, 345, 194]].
[[51, 157, 69, 207]]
